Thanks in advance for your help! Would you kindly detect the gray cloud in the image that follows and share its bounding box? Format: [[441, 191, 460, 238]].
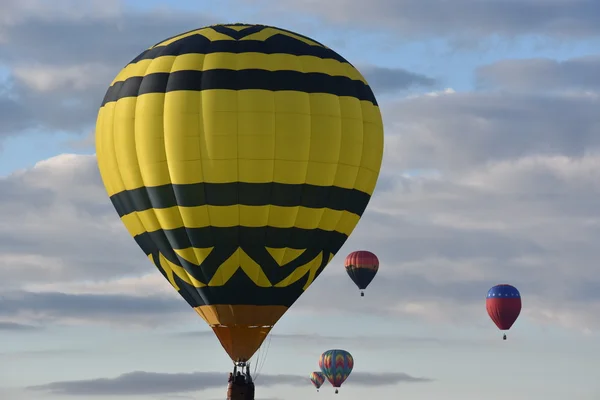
[[27, 370, 429, 396], [0, 321, 40, 331], [259, 0, 600, 39], [0, 290, 186, 326], [0, 2, 215, 139], [477, 55, 600, 92], [381, 91, 600, 172], [361, 65, 438, 95]]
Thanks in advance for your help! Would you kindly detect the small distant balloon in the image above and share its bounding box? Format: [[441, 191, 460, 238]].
[[345, 250, 379, 296], [310, 371, 326, 391], [486, 284, 522, 340], [319, 349, 353, 394]]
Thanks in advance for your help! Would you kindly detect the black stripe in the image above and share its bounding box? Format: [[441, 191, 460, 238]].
[[210, 24, 266, 40], [131, 32, 348, 65], [110, 182, 371, 218], [101, 69, 376, 106], [136, 226, 348, 254]]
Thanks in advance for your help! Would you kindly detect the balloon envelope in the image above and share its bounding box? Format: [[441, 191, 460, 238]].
[[345, 250, 379, 290], [319, 349, 353, 388], [95, 23, 384, 363], [310, 371, 326, 389], [486, 284, 522, 330]]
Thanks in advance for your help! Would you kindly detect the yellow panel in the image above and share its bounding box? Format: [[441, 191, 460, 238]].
[[354, 168, 378, 195], [202, 134, 238, 160], [267, 206, 298, 228], [96, 105, 125, 196], [201, 90, 238, 112], [360, 101, 383, 124], [274, 118, 311, 161], [170, 54, 205, 72], [165, 90, 203, 115], [165, 160, 204, 185], [338, 96, 364, 120], [238, 159, 274, 183], [201, 159, 238, 183], [304, 162, 338, 186], [360, 122, 385, 172], [309, 93, 341, 117], [294, 207, 324, 230], [308, 115, 342, 164], [165, 133, 202, 162], [113, 99, 145, 192], [333, 164, 360, 189], [275, 91, 310, 114], [337, 118, 363, 167], [238, 134, 274, 160], [174, 247, 214, 265], [153, 206, 183, 231], [240, 205, 268, 226], [179, 206, 210, 228], [266, 247, 306, 266], [273, 160, 308, 184], [145, 56, 176, 75], [206, 205, 239, 227], [335, 212, 361, 234], [135, 208, 162, 232], [121, 213, 147, 237], [237, 90, 275, 113], [317, 209, 343, 232]]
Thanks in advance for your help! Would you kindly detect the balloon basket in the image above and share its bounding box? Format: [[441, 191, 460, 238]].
[[335, 389, 339, 394], [503, 334, 507, 340], [360, 291, 364, 297]]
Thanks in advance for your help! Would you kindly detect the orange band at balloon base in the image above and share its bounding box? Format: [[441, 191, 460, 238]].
[[194, 304, 288, 362]]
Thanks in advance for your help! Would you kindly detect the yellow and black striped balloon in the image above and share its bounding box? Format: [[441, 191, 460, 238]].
[[95, 23, 383, 363]]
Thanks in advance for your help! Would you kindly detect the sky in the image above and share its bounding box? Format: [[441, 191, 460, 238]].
[[2, 0, 600, 399]]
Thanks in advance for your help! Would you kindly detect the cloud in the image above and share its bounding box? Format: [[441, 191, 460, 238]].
[[476, 54, 600, 93], [0, 1, 216, 139], [380, 91, 600, 172], [27, 370, 429, 396], [0, 321, 40, 331], [361, 65, 438, 95], [257, 0, 600, 39], [0, 291, 186, 327]]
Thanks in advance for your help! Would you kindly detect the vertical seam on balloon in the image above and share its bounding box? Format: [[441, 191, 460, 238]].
[[195, 42, 214, 305], [109, 56, 164, 292], [263, 36, 278, 331], [157, 48, 207, 302], [233, 41, 242, 328], [138, 49, 199, 306]]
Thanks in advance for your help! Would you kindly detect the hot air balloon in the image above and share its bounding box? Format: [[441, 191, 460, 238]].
[[95, 23, 383, 400], [486, 284, 522, 340], [319, 349, 353, 394], [310, 371, 326, 392], [345, 250, 379, 296]]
